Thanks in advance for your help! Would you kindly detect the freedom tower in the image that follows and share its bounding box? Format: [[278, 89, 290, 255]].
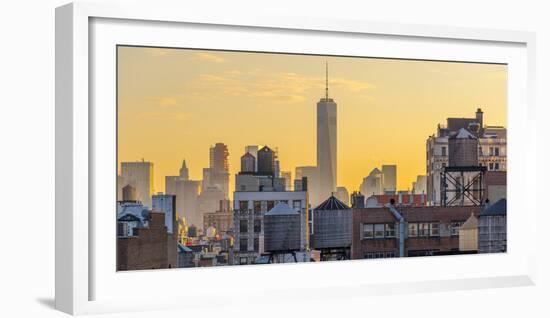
[[316, 63, 337, 202]]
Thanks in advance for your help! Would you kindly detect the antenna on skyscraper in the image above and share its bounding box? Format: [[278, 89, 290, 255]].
[[325, 61, 329, 100]]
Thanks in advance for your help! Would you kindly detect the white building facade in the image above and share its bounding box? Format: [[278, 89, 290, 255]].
[[426, 109, 507, 206], [233, 190, 308, 265]]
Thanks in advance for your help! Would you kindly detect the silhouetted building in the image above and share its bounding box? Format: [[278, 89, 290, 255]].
[[334, 186, 349, 206], [203, 143, 230, 198], [381, 165, 397, 194], [360, 168, 383, 197], [350, 191, 365, 208], [317, 63, 337, 202], [120, 161, 154, 208]]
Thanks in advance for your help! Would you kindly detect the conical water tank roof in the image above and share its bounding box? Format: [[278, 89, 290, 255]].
[[265, 202, 299, 215], [314, 195, 350, 211]]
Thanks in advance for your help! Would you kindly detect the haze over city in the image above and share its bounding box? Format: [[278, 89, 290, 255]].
[[117, 46, 507, 196]]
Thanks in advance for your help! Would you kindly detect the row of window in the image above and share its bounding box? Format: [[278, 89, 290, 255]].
[[407, 222, 439, 237], [239, 237, 259, 252], [488, 162, 501, 171], [364, 251, 396, 259], [439, 146, 502, 157], [239, 219, 262, 233], [362, 223, 396, 239], [362, 221, 464, 239], [238, 200, 302, 212]]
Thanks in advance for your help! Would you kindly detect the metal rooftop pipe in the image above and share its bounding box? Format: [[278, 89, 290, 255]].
[[386, 203, 406, 257]]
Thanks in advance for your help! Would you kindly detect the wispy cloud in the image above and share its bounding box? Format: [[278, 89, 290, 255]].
[[145, 48, 171, 57], [192, 71, 374, 103], [195, 52, 226, 63], [146, 96, 179, 107]]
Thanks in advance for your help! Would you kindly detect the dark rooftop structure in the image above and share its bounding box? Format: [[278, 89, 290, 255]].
[[481, 198, 507, 216], [315, 195, 350, 211]]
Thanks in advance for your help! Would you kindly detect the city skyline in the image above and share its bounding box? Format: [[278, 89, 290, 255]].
[[117, 46, 507, 196]]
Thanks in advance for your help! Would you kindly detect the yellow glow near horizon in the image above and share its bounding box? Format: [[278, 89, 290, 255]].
[[117, 46, 507, 195]]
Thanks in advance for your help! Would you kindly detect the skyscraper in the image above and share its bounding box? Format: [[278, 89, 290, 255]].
[[317, 63, 337, 201], [204, 143, 230, 198], [179, 159, 189, 181], [152, 194, 177, 234], [381, 165, 397, 194], [360, 168, 383, 197], [120, 161, 154, 208]]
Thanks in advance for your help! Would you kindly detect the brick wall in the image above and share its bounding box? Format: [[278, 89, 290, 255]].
[[351, 206, 481, 259], [117, 212, 178, 271]]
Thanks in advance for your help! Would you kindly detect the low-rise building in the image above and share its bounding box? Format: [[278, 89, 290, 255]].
[[117, 210, 178, 270], [478, 198, 507, 253], [365, 193, 428, 208], [351, 205, 482, 259]]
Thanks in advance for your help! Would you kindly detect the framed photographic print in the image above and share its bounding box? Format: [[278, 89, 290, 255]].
[[56, 1, 537, 315]]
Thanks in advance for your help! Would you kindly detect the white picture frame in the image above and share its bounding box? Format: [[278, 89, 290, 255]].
[[55, 1, 537, 315]]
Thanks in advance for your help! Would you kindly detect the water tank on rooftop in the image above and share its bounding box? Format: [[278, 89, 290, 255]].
[[122, 184, 137, 201], [312, 195, 352, 249], [449, 128, 479, 167], [263, 202, 301, 252]]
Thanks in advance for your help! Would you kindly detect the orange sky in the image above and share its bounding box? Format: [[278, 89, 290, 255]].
[[117, 46, 507, 195]]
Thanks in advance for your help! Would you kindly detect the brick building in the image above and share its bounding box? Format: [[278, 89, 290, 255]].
[[365, 193, 428, 208], [484, 171, 507, 204], [117, 211, 178, 270], [351, 205, 481, 259]]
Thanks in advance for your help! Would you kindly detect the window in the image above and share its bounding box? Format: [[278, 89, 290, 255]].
[[494, 162, 500, 170], [408, 250, 436, 257], [253, 238, 259, 252], [489, 162, 494, 170], [239, 220, 248, 233], [450, 221, 463, 236], [489, 147, 494, 156], [253, 201, 261, 213], [292, 200, 302, 211], [239, 238, 248, 251], [430, 222, 440, 237], [254, 219, 261, 233], [239, 201, 248, 212], [419, 223, 430, 237], [385, 223, 396, 237], [374, 224, 385, 238], [364, 251, 396, 259], [441, 146, 447, 156], [267, 200, 275, 211], [363, 224, 374, 239], [494, 147, 500, 156], [239, 257, 248, 265], [408, 223, 418, 237]]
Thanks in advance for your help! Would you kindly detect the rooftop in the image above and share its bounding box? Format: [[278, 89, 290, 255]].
[[480, 198, 507, 216], [315, 195, 350, 211]]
